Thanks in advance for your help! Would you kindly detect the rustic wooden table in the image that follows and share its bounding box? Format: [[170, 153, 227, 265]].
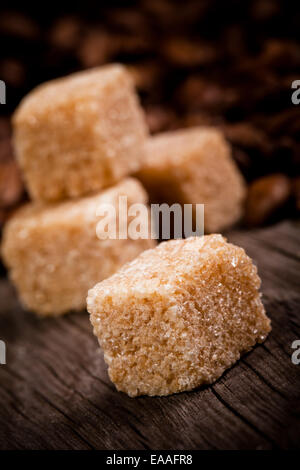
[[0, 220, 299, 450]]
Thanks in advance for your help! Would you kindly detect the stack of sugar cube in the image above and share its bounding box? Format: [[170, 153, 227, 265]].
[[2, 63, 246, 319]]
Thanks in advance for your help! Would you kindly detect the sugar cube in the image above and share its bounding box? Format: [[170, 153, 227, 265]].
[[87, 235, 271, 397], [136, 127, 246, 233], [1, 178, 154, 316], [13, 64, 148, 201]]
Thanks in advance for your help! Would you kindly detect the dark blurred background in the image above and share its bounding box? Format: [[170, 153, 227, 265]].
[[0, 0, 299, 229]]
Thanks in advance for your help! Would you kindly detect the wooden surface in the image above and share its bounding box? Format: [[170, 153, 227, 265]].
[[0, 220, 299, 450]]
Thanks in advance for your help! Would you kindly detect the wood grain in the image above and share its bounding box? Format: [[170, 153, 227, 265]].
[[0, 220, 299, 450]]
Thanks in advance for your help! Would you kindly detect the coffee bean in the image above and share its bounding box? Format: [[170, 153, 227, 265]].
[[177, 77, 238, 112], [0, 59, 25, 88], [259, 39, 300, 69], [162, 38, 216, 67], [0, 12, 39, 39], [221, 123, 269, 152], [251, 0, 279, 21], [245, 174, 291, 226], [77, 30, 113, 68], [127, 62, 162, 92], [145, 106, 177, 134], [105, 8, 149, 35], [49, 17, 82, 50], [0, 160, 24, 208]]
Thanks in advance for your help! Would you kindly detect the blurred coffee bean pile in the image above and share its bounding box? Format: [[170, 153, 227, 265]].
[[0, 0, 299, 229]]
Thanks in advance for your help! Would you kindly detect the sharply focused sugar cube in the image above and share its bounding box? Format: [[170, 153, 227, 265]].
[[87, 235, 271, 397], [13, 64, 148, 201], [136, 127, 246, 233], [1, 178, 154, 316]]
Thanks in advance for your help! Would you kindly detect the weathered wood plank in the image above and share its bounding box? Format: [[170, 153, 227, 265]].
[[0, 220, 299, 449]]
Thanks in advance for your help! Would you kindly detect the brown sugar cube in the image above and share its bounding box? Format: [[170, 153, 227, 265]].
[[136, 127, 246, 233], [13, 64, 148, 202], [1, 178, 155, 316], [87, 235, 271, 397]]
